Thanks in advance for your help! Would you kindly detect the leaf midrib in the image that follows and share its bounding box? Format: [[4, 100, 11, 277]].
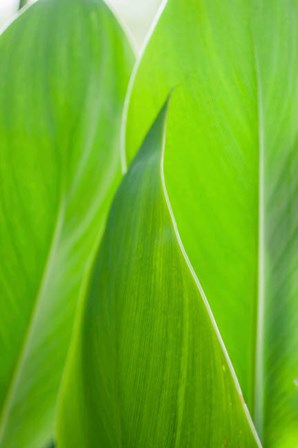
[[0, 203, 65, 440], [252, 33, 266, 441]]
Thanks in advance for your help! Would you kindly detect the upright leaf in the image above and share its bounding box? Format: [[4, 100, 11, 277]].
[[125, 0, 298, 445], [0, 0, 134, 446], [58, 103, 260, 447]]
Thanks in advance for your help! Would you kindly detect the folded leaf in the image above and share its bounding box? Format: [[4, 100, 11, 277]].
[[125, 0, 298, 445], [0, 0, 134, 446], [58, 102, 260, 447]]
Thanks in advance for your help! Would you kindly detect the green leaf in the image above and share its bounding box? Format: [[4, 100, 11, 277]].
[[18, 0, 28, 10], [0, 0, 134, 446], [58, 102, 260, 447], [125, 0, 298, 445]]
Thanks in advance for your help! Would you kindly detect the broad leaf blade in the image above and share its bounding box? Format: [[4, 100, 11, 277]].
[[125, 0, 298, 445], [0, 0, 134, 446], [58, 103, 260, 447]]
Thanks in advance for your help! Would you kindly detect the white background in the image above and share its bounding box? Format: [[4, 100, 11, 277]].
[[0, 0, 162, 50]]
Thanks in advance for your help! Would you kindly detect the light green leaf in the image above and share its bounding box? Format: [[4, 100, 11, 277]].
[[125, 0, 298, 445], [0, 0, 134, 446], [58, 102, 260, 447]]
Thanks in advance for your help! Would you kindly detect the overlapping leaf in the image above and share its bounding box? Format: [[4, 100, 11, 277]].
[[125, 0, 298, 445], [58, 103, 260, 447], [0, 0, 134, 446]]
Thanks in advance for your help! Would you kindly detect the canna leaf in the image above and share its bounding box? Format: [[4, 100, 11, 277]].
[[58, 102, 261, 447], [0, 0, 134, 446], [125, 0, 298, 445]]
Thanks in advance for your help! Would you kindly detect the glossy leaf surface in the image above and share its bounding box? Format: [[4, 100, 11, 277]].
[[0, 0, 134, 446], [125, 0, 298, 445], [58, 104, 260, 448]]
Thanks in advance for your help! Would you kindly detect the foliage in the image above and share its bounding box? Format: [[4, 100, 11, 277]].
[[0, 0, 133, 446], [126, 0, 298, 446], [58, 102, 260, 447], [0, 0, 297, 447]]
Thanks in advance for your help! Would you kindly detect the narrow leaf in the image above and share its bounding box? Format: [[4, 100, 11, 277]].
[[58, 103, 260, 447]]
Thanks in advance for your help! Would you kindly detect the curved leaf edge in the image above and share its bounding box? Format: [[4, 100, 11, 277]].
[[120, 0, 168, 173], [58, 97, 262, 446], [158, 97, 262, 447]]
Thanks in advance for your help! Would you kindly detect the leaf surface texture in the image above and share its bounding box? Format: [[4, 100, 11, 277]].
[[0, 0, 134, 446], [58, 104, 260, 448], [126, 0, 298, 445]]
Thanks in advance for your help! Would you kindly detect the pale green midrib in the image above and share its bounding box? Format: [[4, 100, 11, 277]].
[[252, 35, 266, 440], [0, 200, 65, 441], [54, 194, 109, 423]]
